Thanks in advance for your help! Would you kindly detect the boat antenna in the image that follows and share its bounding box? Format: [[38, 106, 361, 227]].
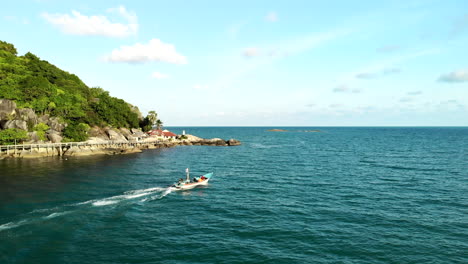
[[185, 168, 190, 182]]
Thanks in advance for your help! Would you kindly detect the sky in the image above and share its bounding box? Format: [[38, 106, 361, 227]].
[[1, 0, 467, 126]]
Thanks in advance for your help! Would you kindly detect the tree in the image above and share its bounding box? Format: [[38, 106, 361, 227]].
[[0, 40, 18, 56], [0, 128, 29, 145], [139, 117, 152, 132], [0, 40, 145, 135], [63, 122, 90, 142], [155, 119, 163, 130], [147, 111, 158, 128], [33, 123, 50, 141]]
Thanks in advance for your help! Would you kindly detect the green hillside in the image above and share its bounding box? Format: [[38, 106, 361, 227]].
[[0, 40, 156, 142]]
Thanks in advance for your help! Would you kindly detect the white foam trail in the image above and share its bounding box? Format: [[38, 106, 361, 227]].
[[162, 188, 172, 197], [123, 192, 150, 199], [141, 187, 173, 202], [30, 207, 58, 214], [0, 220, 28, 231], [75, 200, 95, 206], [125, 187, 166, 195], [44, 211, 70, 219], [1, 186, 170, 232], [92, 200, 120, 207], [91, 189, 163, 206]]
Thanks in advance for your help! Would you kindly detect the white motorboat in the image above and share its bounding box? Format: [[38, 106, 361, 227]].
[[171, 169, 213, 191]]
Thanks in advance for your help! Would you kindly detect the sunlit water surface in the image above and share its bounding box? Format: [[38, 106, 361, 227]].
[[1, 127, 467, 263]]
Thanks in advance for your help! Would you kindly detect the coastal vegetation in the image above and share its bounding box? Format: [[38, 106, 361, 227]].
[[0, 40, 160, 143], [139, 110, 163, 132], [0, 128, 28, 145]]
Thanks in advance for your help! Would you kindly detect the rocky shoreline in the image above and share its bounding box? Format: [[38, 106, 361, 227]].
[[0, 98, 241, 159], [0, 136, 241, 159]]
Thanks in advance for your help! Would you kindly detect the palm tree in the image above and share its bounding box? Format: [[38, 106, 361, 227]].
[[147, 111, 158, 127], [155, 119, 163, 130]]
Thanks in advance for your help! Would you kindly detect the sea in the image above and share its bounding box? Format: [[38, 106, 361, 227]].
[[0, 127, 467, 264]]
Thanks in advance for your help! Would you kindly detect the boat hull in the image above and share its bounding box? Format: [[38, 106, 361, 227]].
[[172, 172, 213, 191], [173, 178, 210, 190]]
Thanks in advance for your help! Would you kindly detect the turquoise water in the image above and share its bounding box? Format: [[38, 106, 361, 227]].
[[1, 127, 467, 263]]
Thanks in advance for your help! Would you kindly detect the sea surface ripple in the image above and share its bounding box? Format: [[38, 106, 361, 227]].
[[0, 127, 467, 263]]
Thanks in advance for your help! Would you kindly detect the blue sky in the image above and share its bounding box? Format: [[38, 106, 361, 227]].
[[1, 0, 467, 126]]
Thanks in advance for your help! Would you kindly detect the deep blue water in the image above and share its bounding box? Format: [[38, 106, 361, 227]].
[[0, 127, 467, 263]]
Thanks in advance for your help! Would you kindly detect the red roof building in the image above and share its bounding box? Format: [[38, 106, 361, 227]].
[[147, 129, 177, 138], [162, 131, 177, 138]]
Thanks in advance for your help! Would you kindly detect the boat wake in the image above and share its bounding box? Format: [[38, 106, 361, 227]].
[[0, 186, 173, 232]]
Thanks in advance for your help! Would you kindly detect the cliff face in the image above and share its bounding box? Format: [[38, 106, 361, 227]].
[[0, 99, 145, 144]]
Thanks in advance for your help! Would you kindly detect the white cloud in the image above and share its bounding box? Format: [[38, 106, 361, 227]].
[[338, 49, 438, 85], [407, 91, 422, 96], [41, 6, 137, 37], [333, 84, 349, 92], [399, 97, 413, 103], [329, 104, 343, 108], [242, 47, 260, 58], [265, 12, 278, 22], [104, 39, 187, 64], [383, 67, 402, 75], [151, 72, 169, 79], [355, 72, 377, 79], [333, 84, 361, 93], [438, 69, 468, 83], [219, 28, 353, 90], [107, 6, 136, 23], [240, 29, 352, 60], [355, 67, 401, 79], [4, 15, 15, 21]]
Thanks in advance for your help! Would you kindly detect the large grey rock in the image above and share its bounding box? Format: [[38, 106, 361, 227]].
[[105, 128, 127, 141], [89, 126, 110, 140], [131, 128, 146, 138], [15, 108, 38, 128], [131, 128, 141, 134], [3, 120, 27, 130], [38, 114, 50, 124], [47, 132, 63, 143], [227, 139, 241, 146], [47, 117, 66, 132], [215, 140, 228, 146], [0, 99, 16, 120], [28, 131, 41, 143], [119, 128, 134, 140]]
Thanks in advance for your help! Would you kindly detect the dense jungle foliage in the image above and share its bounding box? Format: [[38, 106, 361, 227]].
[[0, 41, 157, 140], [0, 40, 141, 130]]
